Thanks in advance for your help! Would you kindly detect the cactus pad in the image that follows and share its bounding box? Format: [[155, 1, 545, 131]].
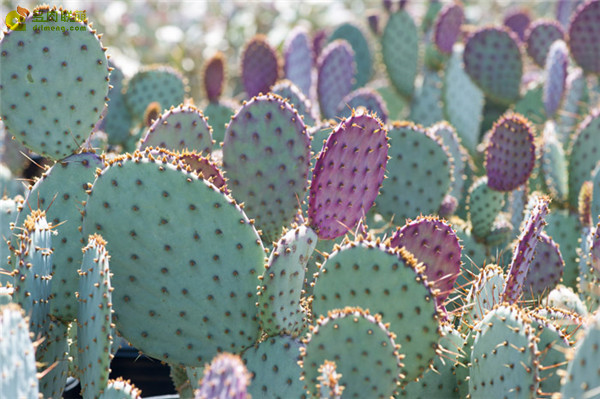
[[308, 112, 388, 240], [377, 122, 452, 225], [316, 40, 356, 119], [312, 241, 440, 382], [203, 52, 225, 103], [485, 113, 536, 192], [543, 40, 568, 118], [257, 225, 317, 336], [197, 353, 250, 399], [522, 232, 564, 299], [0, 6, 110, 160], [328, 23, 373, 88], [101, 62, 133, 146], [433, 3, 464, 54], [469, 305, 539, 398], [466, 264, 506, 324], [223, 94, 310, 243], [382, 10, 418, 97], [567, 0, 600, 73], [568, 110, 600, 208], [99, 378, 142, 399], [524, 19, 565, 67], [337, 88, 388, 123], [271, 80, 318, 126], [283, 27, 313, 97], [300, 307, 404, 398], [463, 27, 523, 105], [503, 9, 531, 41], [241, 35, 280, 98], [430, 122, 468, 203], [541, 121, 569, 202], [140, 104, 213, 154], [82, 151, 264, 366], [124, 65, 186, 122], [390, 216, 461, 307]]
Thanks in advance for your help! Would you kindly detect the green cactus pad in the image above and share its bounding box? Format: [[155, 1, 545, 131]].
[[242, 335, 305, 399], [567, 0, 600, 73], [382, 10, 418, 97], [533, 306, 584, 344], [543, 40, 569, 118], [312, 241, 440, 382], [329, 23, 373, 89], [82, 150, 264, 366], [514, 81, 546, 125], [409, 67, 444, 127], [223, 94, 310, 243], [467, 177, 505, 240], [123, 65, 186, 122], [14, 152, 104, 322], [548, 285, 588, 316], [545, 210, 581, 289], [463, 27, 523, 105], [568, 110, 600, 208], [271, 80, 318, 126], [99, 378, 142, 399], [442, 44, 484, 154], [465, 264, 506, 325], [541, 121, 569, 203], [558, 68, 587, 146], [430, 122, 468, 204], [560, 311, 600, 399], [0, 304, 39, 398], [140, 104, 213, 154], [469, 305, 540, 399], [258, 225, 317, 337], [101, 62, 133, 146], [203, 100, 236, 144], [77, 234, 113, 399], [300, 307, 404, 398], [399, 323, 463, 398], [0, 6, 110, 160], [528, 312, 570, 395], [377, 122, 452, 225]]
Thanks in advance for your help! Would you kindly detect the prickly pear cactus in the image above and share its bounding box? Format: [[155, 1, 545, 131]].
[[541, 121, 569, 203], [467, 176, 506, 240], [140, 104, 213, 154], [203, 52, 225, 103], [433, 3, 464, 54], [567, 109, 600, 208], [82, 150, 264, 366], [283, 27, 313, 97], [382, 10, 418, 97], [525, 19, 565, 67], [543, 40, 568, 118], [0, 304, 39, 399], [241, 35, 280, 98], [337, 88, 388, 123], [99, 378, 142, 399], [328, 23, 372, 89], [300, 307, 404, 398], [197, 353, 250, 399], [308, 112, 388, 240], [316, 40, 356, 120], [271, 80, 318, 126], [522, 232, 564, 299], [222, 94, 310, 243], [0, 5, 110, 160], [77, 234, 113, 399], [312, 241, 440, 383], [567, 0, 600, 74], [257, 225, 317, 336]]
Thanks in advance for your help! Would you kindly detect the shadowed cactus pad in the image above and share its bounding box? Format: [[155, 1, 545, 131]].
[[241, 35, 280, 98], [203, 52, 225, 103], [300, 307, 404, 398], [567, 0, 600, 73], [463, 27, 523, 105], [308, 112, 388, 240], [522, 232, 564, 299], [0, 6, 110, 160], [82, 150, 264, 366], [485, 113, 536, 192], [223, 94, 310, 243], [525, 19, 565, 67]]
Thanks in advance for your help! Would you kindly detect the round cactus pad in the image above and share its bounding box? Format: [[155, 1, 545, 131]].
[[14, 152, 104, 322], [525, 20, 565, 67], [222, 94, 310, 243], [485, 113, 536, 192], [300, 307, 404, 398], [140, 104, 213, 154], [0, 6, 110, 160], [390, 216, 461, 307], [377, 122, 452, 225], [308, 112, 388, 240], [312, 241, 440, 382], [469, 305, 539, 399], [434, 3, 465, 54], [242, 335, 305, 399], [503, 9, 531, 41], [241, 35, 280, 98], [328, 23, 373, 89], [124, 66, 186, 122], [466, 265, 506, 324], [82, 151, 264, 366], [463, 27, 523, 105], [568, 0, 600, 73], [522, 232, 564, 299]]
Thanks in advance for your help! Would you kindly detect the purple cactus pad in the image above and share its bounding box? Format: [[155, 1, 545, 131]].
[[503, 9, 531, 41], [390, 215, 461, 308], [568, 0, 600, 73], [485, 113, 536, 192], [241, 35, 280, 98], [316, 40, 356, 120], [433, 3, 465, 54], [522, 232, 564, 299], [308, 112, 388, 240], [543, 40, 569, 118], [203, 53, 225, 103], [525, 19, 565, 67], [503, 196, 550, 304], [196, 353, 250, 399], [284, 27, 313, 97]]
